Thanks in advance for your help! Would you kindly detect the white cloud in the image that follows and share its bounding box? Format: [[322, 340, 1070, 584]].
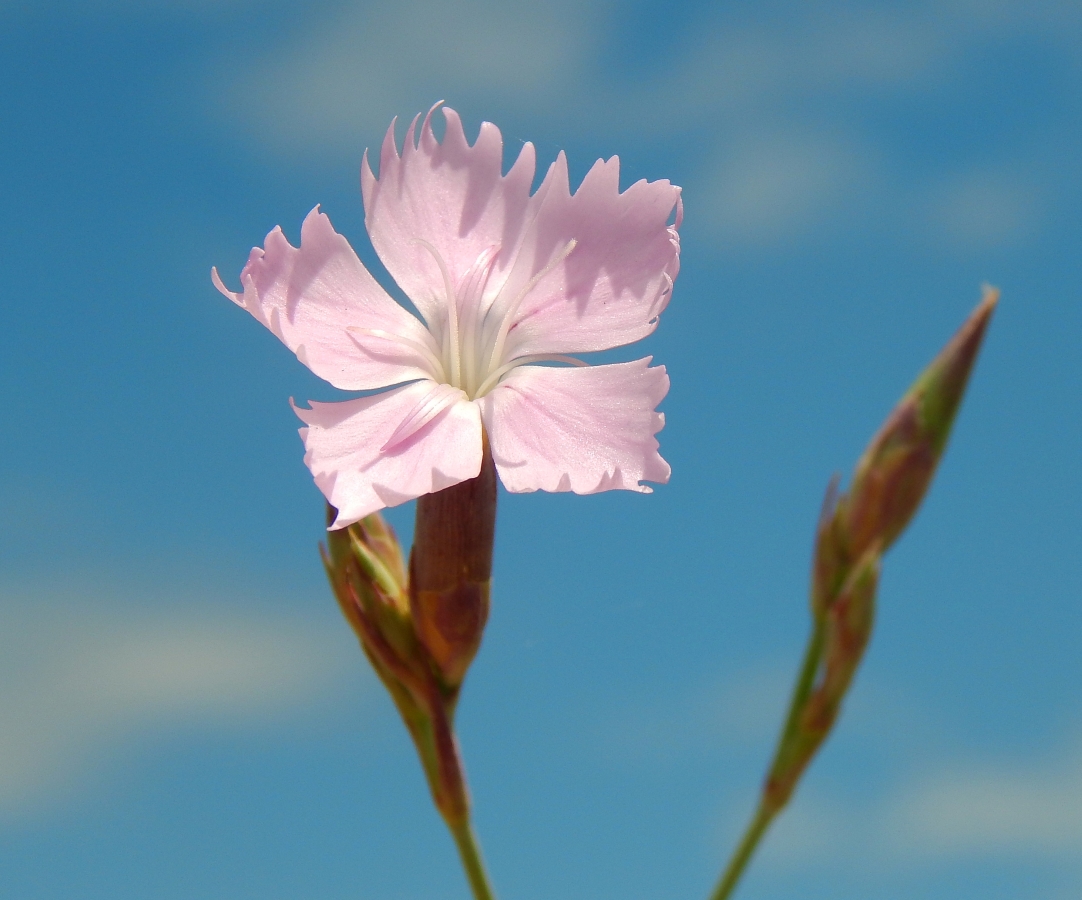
[[218, 1, 958, 160], [695, 129, 875, 245], [0, 585, 361, 818], [219, 0, 596, 156], [732, 737, 1082, 874], [927, 169, 1041, 247], [608, 661, 1082, 879], [208, 0, 1079, 247], [646, 10, 948, 130], [0, 0, 261, 15], [890, 750, 1082, 857]]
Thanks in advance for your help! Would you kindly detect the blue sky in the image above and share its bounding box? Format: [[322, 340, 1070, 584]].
[[0, 1, 1080, 898]]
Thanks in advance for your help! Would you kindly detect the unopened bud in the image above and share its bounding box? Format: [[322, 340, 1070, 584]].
[[322, 509, 420, 697], [845, 287, 998, 558], [322, 506, 473, 827], [733, 290, 999, 887], [810, 476, 845, 617], [353, 514, 408, 602]]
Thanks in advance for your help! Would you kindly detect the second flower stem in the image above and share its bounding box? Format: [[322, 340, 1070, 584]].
[[708, 621, 827, 900], [450, 819, 497, 900], [708, 804, 774, 900]]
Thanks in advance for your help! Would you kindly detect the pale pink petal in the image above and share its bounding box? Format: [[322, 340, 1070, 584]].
[[492, 155, 682, 359], [478, 359, 670, 495], [293, 381, 483, 529], [213, 206, 437, 391], [361, 105, 540, 329]]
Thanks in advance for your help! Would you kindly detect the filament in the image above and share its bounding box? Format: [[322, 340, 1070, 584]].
[[347, 327, 447, 382], [414, 239, 461, 389], [474, 353, 587, 399], [483, 239, 577, 375]]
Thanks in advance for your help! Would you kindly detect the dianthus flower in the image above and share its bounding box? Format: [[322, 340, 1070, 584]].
[[214, 106, 681, 529]]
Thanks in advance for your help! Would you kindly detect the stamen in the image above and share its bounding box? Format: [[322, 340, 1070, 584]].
[[381, 382, 467, 453], [347, 327, 447, 382], [474, 353, 588, 399], [456, 246, 500, 397], [484, 238, 577, 375], [414, 239, 461, 388]]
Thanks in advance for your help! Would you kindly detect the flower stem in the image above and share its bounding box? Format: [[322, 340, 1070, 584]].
[[708, 291, 999, 900], [707, 803, 774, 900], [450, 818, 497, 900], [707, 621, 827, 900]]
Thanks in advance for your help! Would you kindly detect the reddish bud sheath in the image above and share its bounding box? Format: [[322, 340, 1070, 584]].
[[410, 438, 497, 689]]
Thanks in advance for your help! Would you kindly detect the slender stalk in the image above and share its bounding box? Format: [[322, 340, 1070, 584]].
[[707, 289, 999, 900], [707, 620, 827, 900], [450, 819, 497, 900], [708, 804, 774, 900]]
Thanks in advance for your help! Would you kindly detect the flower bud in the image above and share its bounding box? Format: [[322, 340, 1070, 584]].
[[322, 510, 421, 705], [714, 290, 999, 898], [767, 289, 998, 815], [845, 287, 998, 558], [322, 508, 474, 827]]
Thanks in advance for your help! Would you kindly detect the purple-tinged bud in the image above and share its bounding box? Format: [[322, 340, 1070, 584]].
[[810, 476, 845, 618], [714, 291, 999, 900], [845, 287, 998, 559], [322, 509, 421, 701], [352, 514, 408, 603], [321, 506, 474, 828]]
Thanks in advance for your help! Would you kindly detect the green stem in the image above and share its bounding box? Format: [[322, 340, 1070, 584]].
[[708, 804, 775, 900], [450, 819, 497, 900], [707, 619, 827, 900]]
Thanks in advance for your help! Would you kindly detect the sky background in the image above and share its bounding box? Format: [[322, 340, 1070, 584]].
[[0, 1, 1080, 898]]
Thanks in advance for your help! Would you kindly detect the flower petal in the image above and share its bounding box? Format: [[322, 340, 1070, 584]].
[[293, 381, 483, 529], [213, 206, 437, 391], [492, 155, 682, 359], [478, 359, 670, 495], [361, 105, 540, 330]]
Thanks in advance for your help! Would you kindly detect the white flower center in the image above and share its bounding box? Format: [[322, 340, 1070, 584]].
[[412, 238, 584, 401]]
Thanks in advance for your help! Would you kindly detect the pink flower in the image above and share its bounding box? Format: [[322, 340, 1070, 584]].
[[213, 106, 681, 529]]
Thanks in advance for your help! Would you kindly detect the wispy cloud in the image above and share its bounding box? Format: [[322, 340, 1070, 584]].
[[0, 583, 360, 818], [604, 662, 1082, 880], [0, 0, 263, 14], [696, 127, 876, 245], [749, 740, 1082, 888], [890, 748, 1082, 857], [218, 0, 597, 156], [209, 0, 1079, 248], [926, 168, 1042, 248]]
